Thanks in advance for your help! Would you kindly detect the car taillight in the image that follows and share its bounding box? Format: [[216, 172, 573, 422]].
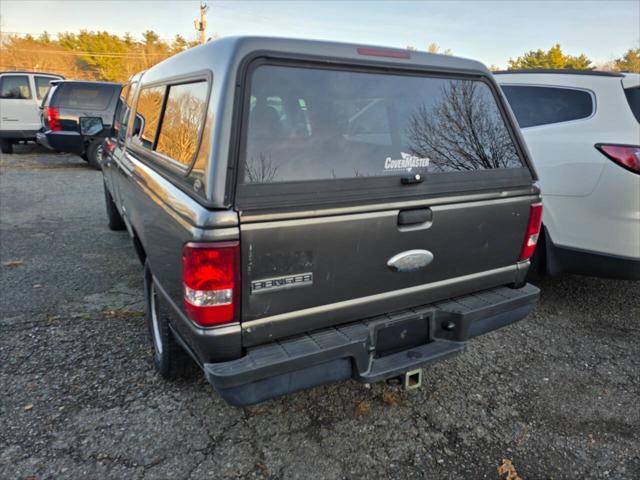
[[356, 47, 411, 59], [182, 242, 240, 327], [519, 203, 543, 261], [104, 138, 116, 155], [595, 144, 640, 174], [47, 107, 61, 131]]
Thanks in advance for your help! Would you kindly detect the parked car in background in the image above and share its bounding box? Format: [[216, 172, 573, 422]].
[[0, 71, 64, 154], [37, 80, 121, 169], [102, 37, 542, 406], [497, 70, 640, 280]]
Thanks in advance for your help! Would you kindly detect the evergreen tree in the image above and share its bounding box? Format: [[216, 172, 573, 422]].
[[613, 48, 640, 72], [508, 44, 593, 70]]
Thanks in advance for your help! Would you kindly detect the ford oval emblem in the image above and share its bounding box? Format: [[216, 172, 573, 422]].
[[387, 249, 434, 272]]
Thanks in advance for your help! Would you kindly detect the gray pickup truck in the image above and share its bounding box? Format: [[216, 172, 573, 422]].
[[101, 36, 542, 406]]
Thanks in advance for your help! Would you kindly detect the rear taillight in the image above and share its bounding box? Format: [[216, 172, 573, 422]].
[[519, 203, 543, 261], [182, 242, 240, 327], [595, 144, 640, 174], [47, 107, 61, 131], [104, 138, 116, 155]]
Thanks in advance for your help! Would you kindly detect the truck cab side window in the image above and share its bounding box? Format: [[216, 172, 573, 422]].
[[116, 82, 137, 144], [131, 85, 165, 149]]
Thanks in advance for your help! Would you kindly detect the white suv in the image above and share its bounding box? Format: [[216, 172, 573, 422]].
[[496, 70, 640, 280], [0, 71, 64, 154]]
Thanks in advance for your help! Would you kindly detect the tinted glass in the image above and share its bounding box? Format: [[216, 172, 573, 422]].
[[41, 84, 57, 108], [35, 76, 55, 100], [155, 81, 208, 166], [0, 75, 31, 99], [56, 83, 117, 110], [242, 65, 522, 184], [624, 87, 640, 123], [501, 85, 593, 128], [115, 82, 137, 142], [112, 90, 126, 140], [132, 85, 165, 149]]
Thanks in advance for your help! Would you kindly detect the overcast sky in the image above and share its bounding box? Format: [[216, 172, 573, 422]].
[[1, 0, 638, 68]]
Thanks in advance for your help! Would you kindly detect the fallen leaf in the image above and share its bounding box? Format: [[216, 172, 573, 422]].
[[382, 390, 400, 407], [245, 405, 267, 417], [23, 404, 33, 411], [355, 400, 370, 417], [497, 458, 523, 480], [2, 260, 24, 268], [255, 462, 269, 475], [104, 309, 144, 318]]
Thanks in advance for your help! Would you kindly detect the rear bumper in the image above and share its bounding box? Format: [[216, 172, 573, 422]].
[[204, 283, 539, 406], [0, 129, 38, 140], [541, 162, 640, 261], [547, 240, 640, 280], [38, 130, 84, 153], [35, 131, 51, 149]]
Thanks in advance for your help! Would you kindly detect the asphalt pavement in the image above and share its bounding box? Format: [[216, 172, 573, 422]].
[[1, 145, 638, 479]]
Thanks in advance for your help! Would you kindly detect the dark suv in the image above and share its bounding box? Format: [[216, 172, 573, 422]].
[[38, 80, 121, 168], [102, 37, 542, 406]]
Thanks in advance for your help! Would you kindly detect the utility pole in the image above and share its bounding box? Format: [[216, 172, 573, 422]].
[[194, 1, 209, 45]]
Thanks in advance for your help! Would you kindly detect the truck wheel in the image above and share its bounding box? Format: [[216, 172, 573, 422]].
[[0, 139, 13, 154], [144, 263, 193, 379], [86, 138, 103, 170], [103, 182, 126, 231]]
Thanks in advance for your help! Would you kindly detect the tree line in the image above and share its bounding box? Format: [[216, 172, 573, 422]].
[[1, 31, 638, 82], [507, 43, 639, 72], [0, 31, 200, 82]]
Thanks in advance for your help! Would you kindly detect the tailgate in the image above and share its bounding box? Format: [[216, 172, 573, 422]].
[[234, 59, 535, 345], [240, 195, 532, 344]]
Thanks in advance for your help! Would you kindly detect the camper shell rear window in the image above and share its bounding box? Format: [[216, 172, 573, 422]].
[[239, 63, 525, 186], [233, 60, 533, 210]]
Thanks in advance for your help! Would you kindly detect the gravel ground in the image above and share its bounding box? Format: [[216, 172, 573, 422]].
[[1, 144, 639, 480]]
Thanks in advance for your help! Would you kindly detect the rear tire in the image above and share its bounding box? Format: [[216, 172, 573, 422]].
[[86, 138, 103, 170], [103, 182, 126, 231], [144, 263, 193, 379], [0, 139, 13, 154]]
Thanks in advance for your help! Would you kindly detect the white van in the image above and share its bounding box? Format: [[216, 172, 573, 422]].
[[0, 71, 64, 154]]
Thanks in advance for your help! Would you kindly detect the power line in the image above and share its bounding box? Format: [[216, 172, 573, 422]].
[[0, 64, 98, 77], [0, 47, 172, 58], [0, 30, 185, 44]]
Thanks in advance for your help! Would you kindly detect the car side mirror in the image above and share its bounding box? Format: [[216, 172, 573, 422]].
[[132, 114, 144, 137]]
